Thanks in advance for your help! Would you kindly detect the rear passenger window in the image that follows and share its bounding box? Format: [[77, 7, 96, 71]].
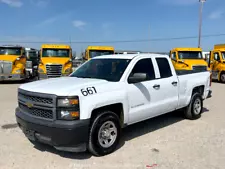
[[156, 58, 172, 78], [129, 58, 155, 81]]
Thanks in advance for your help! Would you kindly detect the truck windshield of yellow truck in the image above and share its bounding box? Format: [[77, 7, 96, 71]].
[[42, 48, 70, 58], [0, 47, 21, 56], [178, 51, 203, 59]]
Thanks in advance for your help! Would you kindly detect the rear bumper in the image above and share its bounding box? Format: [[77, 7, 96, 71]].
[[0, 74, 25, 81], [15, 107, 90, 152], [206, 89, 212, 99]]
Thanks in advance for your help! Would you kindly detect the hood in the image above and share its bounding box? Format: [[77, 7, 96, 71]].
[[181, 59, 208, 67], [19, 77, 109, 96], [0, 55, 20, 62], [40, 57, 70, 65]]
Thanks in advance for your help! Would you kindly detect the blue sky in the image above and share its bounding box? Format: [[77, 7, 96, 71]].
[[0, 0, 225, 55]]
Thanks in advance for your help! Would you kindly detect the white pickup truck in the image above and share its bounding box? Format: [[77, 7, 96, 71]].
[[16, 53, 212, 156]]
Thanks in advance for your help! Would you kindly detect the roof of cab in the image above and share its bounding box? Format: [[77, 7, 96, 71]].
[[172, 47, 202, 51], [92, 53, 169, 60]]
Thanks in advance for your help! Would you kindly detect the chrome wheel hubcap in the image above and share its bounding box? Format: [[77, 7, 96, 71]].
[[193, 98, 201, 115], [98, 121, 117, 148]]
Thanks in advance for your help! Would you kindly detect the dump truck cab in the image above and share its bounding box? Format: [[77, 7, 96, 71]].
[[169, 47, 209, 75], [38, 44, 73, 79], [83, 46, 114, 61], [0, 45, 27, 81], [209, 44, 225, 83]]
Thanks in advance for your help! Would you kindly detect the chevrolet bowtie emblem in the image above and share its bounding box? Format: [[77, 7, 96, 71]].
[[26, 102, 33, 108]]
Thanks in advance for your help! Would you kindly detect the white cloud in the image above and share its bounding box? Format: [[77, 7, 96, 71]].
[[30, 0, 49, 8], [72, 20, 87, 30], [209, 10, 224, 20], [0, 0, 22, 7]]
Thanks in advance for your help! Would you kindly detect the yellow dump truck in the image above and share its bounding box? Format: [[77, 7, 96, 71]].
[[169, 47, 209, 75], [83, 46, 114, 61], [0, 45, 27, 81], [208, 44, 225, 83], [38, 44, 73, 79]]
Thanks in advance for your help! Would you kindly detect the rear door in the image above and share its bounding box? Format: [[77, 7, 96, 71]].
[[153, 57, 179, 113]]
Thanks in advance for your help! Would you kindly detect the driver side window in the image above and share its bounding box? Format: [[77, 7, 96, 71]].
[[129, 58, 156, 82], [171, 52, 176, 60], [214, 53, 220, 61]]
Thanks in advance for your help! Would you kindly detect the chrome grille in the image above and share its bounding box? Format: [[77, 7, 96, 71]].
[[19, 103, 53, 119], [0, 60, 12, 74], [26, 61, 32, 69], [46, 64, 62, 78], [18, 92, 53, 105], [192, 65, 207, 72]]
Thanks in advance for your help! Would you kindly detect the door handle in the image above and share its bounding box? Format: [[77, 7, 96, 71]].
[[153, 84, 160, 89], [172, 81, 178, 86]]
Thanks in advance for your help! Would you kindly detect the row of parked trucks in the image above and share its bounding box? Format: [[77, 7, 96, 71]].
[[0, 43, 225, 82]]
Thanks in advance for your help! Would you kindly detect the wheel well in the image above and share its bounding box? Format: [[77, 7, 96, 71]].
[[192, 85, 204, 97], [90, 103, 124, 127]]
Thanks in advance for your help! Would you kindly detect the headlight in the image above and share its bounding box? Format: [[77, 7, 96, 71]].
[[65, 68, 72, 73], [15, 70, 21, 73], [57, 97, 80, 120], [57, 97, 79, 107], [58, 110, 79, 120]]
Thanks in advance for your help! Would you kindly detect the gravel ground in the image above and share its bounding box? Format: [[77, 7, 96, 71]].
[[0, 81, 224, 169]]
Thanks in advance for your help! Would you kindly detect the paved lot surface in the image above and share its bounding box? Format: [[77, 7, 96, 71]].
[[0, 81, 224, 169]]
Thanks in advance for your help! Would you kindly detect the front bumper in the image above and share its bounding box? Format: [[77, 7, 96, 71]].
[[15, 107, 90, 152], [38, 73, 71, 80], [0, 74, 25, 81]]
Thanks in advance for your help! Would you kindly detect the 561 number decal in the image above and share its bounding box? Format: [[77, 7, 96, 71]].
[[81, 87, 97, 96]]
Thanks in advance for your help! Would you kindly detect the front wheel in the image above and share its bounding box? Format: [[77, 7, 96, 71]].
[[183, 93, 203, 120], [220, 72, 225, 83], [88, 111, 121, 156]]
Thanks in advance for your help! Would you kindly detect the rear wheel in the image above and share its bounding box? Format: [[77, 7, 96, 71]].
[[184, 93, 203, 120], [88, 111, 121, 156]]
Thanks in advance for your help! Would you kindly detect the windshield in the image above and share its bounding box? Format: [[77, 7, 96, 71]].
[[26, 51, 37, 58], [42, 48, 70, 58], [222, 52, 225, 60], [70, 58, 131, 82], [89, 50, 114, 58], [178, 51, 203, 59], [0, 47, 22, 56]]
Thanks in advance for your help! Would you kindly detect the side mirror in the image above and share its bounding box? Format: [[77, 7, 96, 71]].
[[128, 73, 147, 84]]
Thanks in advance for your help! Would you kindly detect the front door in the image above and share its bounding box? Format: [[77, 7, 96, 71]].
[[210, 52, 220, 80], [126, 57, 172, 124]]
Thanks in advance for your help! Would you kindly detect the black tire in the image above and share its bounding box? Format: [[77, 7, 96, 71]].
[[220, 72, 225, 83], [183, 93, 203, 120], [88, 111, 121, 156]]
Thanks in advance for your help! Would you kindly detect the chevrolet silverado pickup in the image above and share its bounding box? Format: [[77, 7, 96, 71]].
[[15, 53, 212, 156]]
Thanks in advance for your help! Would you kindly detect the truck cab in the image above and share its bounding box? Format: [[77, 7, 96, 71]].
[[169, 47, 209, 75], [209, 44, 225, 83], [25, 48, 39, 79], [83, 46, 114, 61], [38, 44, 73, 79], [0, 45, 27, 81]]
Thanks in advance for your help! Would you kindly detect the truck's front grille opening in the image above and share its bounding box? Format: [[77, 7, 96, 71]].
[[192, 66, 207, 72], [18, 92, 53, 105], [19, 103, 53, 120], [46, 64, 63, 78], [0, 61, 12, 74]]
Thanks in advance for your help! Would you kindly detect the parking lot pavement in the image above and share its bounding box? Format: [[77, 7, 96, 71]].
[[0, 82, 224, 169]]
